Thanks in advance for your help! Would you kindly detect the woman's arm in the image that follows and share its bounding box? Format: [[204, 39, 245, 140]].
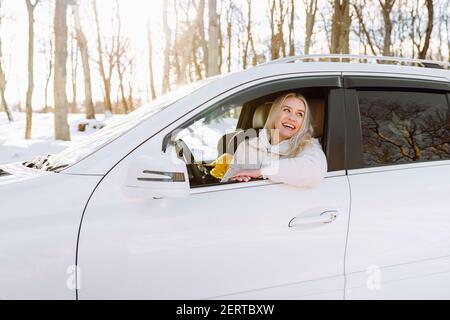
[[260, 140, 328, 188], [220, 140, 250, 183]]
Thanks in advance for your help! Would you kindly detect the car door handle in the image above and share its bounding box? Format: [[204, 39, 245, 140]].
[[288, 210, 339, 228]]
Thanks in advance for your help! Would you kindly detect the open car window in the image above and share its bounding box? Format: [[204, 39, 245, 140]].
[[174, 104, 243, 163], [170, 86, 330, 188]]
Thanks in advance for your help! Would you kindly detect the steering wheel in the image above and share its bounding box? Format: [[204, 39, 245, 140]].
[[173, 139, 204, 185]]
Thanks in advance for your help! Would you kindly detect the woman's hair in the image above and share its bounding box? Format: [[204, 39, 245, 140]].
[[264, 92, 314, 157]]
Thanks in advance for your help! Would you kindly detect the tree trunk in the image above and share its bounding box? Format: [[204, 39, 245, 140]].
[[218, 7, 223, 71], [172, 0, 183, 85], [207, 0, 219, 76], [25, 0, 39, 139], [304, 0, 318, 55], [147, 20, 157, 100], [331, 0, 350, 55], [114, 0, 128, 113], [227, 19, 232, 71], [418, 0, 433, 59], [70, 33, 78, 114], [44, 38, 53, 113], [72, 3, 95, 119], [380, 0, 395, 56], [162, 0, 171, 93], [353, 2, 377, 55], [197, 0, 208, 76], [225, 1, 234, 72], [269, 0, 278, 59], [0, 7, 13, 122], [288, 0, 295, 56], [446, 0, 450, 62], [92, 0, 112, 114], [127, 82, 133, 112], [54, 0, 70, 141], [277, 0, 286, 57]]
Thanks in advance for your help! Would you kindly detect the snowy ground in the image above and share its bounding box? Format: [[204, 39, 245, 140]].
[[0, 112, 123, 165]]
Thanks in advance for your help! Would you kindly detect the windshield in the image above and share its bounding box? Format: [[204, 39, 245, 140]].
[[27, 78, 214, 172]]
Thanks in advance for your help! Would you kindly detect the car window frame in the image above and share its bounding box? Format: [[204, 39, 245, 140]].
[[159, 74, 346, 191], [343, 74, 450, 173]]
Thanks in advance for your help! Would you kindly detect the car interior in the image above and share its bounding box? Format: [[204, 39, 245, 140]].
[[173, 87, 329, 188]]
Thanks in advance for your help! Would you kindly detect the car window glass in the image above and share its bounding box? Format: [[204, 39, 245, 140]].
[[174, 103, 243, 162], [357, 90, 450, 167]]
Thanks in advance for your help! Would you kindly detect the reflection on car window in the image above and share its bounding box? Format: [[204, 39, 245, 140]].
[[175, 104, 242, 162], [358, 90, 450, 167]]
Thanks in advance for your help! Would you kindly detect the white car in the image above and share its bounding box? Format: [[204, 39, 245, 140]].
[[1, 54, 449, 300]]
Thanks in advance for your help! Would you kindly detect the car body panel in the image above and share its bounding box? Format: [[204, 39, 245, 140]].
[[0, 163, 101, 299]]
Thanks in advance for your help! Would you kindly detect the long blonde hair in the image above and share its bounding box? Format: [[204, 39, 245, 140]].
[[264, 92, 314, 157]]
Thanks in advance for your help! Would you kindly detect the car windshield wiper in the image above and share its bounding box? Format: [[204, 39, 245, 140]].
[[23, 154, 68, 172], [23, 154, 52, 169]]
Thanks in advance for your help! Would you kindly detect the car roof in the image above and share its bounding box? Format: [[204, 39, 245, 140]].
[[220, 61, 450, 84]]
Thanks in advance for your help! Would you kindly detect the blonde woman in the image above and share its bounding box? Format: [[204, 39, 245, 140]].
[[221, 92, 327, 187]]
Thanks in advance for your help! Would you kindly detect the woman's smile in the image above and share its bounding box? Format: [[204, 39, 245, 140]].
[[274, 96, 306, 142]]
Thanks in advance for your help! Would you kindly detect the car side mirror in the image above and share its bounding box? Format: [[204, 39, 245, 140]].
[[124, 151, 189, 199]]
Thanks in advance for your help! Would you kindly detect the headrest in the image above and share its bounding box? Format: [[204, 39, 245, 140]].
[[252, 102, 272, 129]]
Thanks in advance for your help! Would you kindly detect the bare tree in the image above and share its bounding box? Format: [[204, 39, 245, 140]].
[[92, 0, 112, 115], [147, 19, 156, 100], [269, 0, 288, 60], [70, 28, 78, 114], [172, 0, 182, 85], [304, 0, 318, 55], [197, 0, 208, 76], [217, 3, 223, 71], [242, 0, 250, 68], [43, 37, 53, 113], [188, 0, 208, 80], [54, 0, 70, 140], [379, 0, 396, 56], [418, 0, 433, 59], [114, 0, 131, 113], [225, 0, 236, 72], [331, 0, 351, 54], [162, 0, 171, 93], [353, 1, 377, 56], [72, 1, 95, 119], [288, 0, 295, 56], [445, 0, 450, 62], [207, 0, 219, 76], [0, 2, 12, 122], [127, 61, 135, 110], [24, 0, 40, 139], [277, 0, 287, 57]]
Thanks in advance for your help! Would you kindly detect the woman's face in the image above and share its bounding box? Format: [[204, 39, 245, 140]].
[[274, 96, 306, 142]]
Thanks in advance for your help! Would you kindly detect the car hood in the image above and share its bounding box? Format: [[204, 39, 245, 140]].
[[0, 161, 50, 185]]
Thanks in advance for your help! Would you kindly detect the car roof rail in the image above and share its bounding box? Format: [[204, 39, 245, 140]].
[[258, 54, 450, 70]]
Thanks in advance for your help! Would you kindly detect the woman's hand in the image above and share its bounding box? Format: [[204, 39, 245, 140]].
[[230, 169, 262, 182]]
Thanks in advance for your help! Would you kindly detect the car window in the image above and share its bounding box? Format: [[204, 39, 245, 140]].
[[174, 103, 243, 162], [169, 86, 332, 188], [357, 90, 450, 168]]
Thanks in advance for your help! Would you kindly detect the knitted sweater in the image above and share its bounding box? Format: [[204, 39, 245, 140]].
[[221, 129, 328, 187]]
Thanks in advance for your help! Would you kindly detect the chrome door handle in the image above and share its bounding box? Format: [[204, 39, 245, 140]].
[[288, 210, 338, 228]]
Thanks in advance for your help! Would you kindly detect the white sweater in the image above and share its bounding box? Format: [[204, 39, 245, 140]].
[[221, 130, 328, 188]]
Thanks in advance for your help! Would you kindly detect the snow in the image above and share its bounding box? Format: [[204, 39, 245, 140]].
[[0, 112, 123, 165]]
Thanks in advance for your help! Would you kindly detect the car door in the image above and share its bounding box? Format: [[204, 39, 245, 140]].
[[343, 75, 450, 299], [77, 75, 351, 299]]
